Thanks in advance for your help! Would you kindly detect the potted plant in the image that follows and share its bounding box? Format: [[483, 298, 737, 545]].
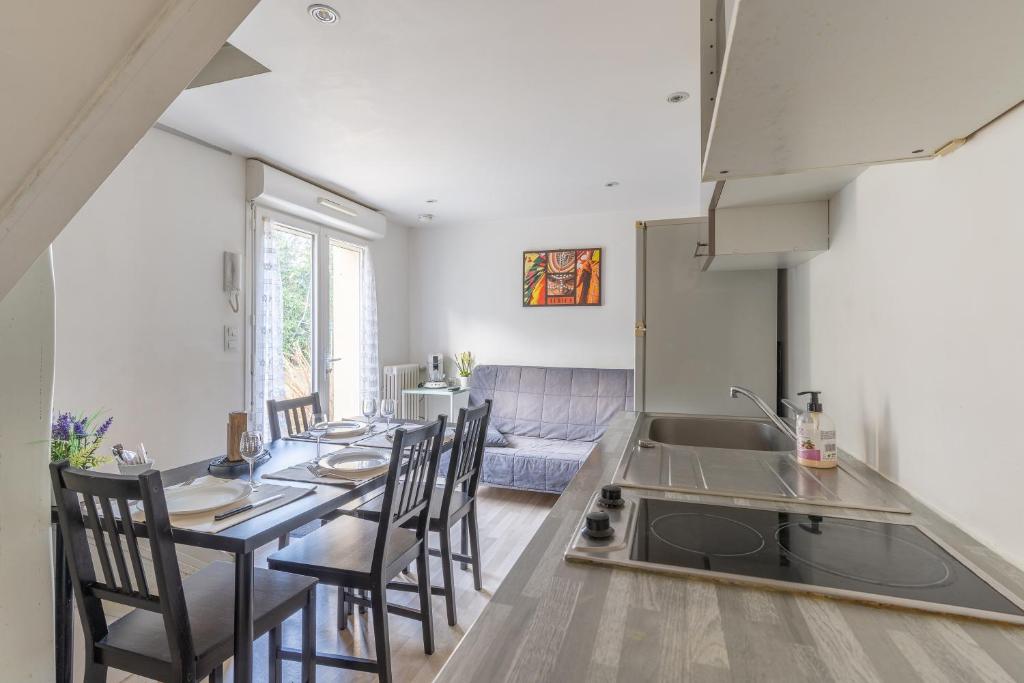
[[454, 351, 475, 389], [50, 411, 114, 470]]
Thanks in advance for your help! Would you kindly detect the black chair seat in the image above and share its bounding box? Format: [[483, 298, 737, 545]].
[[98, 561, 315, 677], [269, 515, 419, 588], [354, 487, 470, 529]]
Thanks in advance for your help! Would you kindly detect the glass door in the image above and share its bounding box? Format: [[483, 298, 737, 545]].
[[322, 238, 362, 420], [262, 216, 363, 421]]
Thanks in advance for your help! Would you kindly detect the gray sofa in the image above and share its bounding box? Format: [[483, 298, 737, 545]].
[[468, 365, 633, 493]]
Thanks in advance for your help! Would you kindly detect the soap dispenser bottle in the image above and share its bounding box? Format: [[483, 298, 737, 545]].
[[796, 391, 837, 468]]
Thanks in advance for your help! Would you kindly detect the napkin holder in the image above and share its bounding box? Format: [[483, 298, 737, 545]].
[[227, 411, 247, 462]]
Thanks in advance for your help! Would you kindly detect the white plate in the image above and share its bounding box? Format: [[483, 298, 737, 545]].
[[322, 420, 369, 439], [318, 448, 390, 474], [164, 480, 252, 516]]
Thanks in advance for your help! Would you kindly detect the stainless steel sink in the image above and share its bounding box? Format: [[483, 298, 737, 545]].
[[647, 415, 793, 451], [616, 413, 910, 514]]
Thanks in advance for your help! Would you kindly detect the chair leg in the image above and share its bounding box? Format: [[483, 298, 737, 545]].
[[278, 534, 289, 550], [337, 585, 347, 631], [416, 542, 436, 652], [210, 664, 224, 682], [302, 588, 316, 683], [358, 588, 367, 614], [268, 626, 281, 683], [83, 663, 107, 683], [370, 583, 393, 683], [438, 528, 458, 626], [468, 504, 483, 591], [460, 516, 469, 570]]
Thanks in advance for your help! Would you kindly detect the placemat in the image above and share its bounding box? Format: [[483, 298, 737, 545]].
[[287, 422, 397, 445], [132, 479, 316, 533], [263, 451, 392, 487]]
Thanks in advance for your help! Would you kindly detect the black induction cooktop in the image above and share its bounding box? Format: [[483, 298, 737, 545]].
[[629, 499, 1024, 620]]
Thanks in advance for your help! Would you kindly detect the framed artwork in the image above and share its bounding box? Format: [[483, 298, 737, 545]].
[[522, 248, 602, 307]]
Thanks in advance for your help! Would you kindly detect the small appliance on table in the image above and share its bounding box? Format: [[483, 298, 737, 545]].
[[566, 486, 1024, 626], [423, 352, 448, 388]]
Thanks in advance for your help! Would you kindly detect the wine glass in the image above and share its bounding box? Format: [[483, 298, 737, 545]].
[[239, 431, 264, 490], [380, 398, 396, 430], [309, 411, 329, 460], [361, 396, 378, 432]]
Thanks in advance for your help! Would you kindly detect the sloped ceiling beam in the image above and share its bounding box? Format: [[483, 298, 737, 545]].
[[0, 0, 260, 303]]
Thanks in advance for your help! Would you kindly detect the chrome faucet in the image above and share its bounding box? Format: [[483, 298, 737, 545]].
[[729, 386, 797, 441]]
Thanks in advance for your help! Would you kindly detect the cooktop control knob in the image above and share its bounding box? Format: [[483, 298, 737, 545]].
[[598, 484, 624, 508], [584, 510, 614, 539]]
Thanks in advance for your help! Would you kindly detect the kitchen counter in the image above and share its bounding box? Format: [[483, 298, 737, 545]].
[[436, 411, 1024, 682]]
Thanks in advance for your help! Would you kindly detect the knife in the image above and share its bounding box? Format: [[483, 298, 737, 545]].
[[214, 493, 284, 521]]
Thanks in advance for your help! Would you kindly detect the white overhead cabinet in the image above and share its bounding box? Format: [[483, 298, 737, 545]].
[[702, 198, 827, 272], [695, 0, 1024, 269], [700, 0, 1024, 182]]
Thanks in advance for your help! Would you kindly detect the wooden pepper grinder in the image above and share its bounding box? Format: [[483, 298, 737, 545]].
[[227, 411, 248, 462]]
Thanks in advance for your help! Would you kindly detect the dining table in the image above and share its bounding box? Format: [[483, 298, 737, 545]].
[[52, 422, 434, 683]]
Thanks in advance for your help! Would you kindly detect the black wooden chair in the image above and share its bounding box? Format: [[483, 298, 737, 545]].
[[267, 392, 323, 441], [346, 399, 491, 626], [267, 417, 448, 683], [50, 460, 317, 683]]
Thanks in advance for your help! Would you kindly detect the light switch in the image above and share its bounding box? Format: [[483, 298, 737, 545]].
[[224, 325, 239, 351]]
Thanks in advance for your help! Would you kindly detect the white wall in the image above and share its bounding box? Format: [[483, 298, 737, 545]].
[[785, 104, 1024, 568], [53, 128, 247, 471], [0, 250, 55, 681], [53, 128, 410, 471], [408, 210, 671, 371]]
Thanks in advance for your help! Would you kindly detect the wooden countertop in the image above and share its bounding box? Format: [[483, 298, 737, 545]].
[[436, 411, 1024, 682]]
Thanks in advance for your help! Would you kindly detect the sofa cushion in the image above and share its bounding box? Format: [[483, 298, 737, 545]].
[[470, 365, 633, 443], [479, 436, 597, 493]]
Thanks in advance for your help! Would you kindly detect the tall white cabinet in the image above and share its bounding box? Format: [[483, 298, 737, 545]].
[[635, 218, 776, 416]]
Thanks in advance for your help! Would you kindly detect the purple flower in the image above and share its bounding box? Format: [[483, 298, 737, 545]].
[[95, 416, 113, 438], [73, 418, 88, 438], [52, 412, 72, 441]]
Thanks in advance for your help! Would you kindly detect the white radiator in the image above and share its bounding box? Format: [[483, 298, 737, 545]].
[[383, 363, 422, 419]]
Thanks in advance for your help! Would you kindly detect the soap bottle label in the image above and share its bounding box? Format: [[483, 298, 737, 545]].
[[820, 430, 837, 464], [797, 417, 818, 462]]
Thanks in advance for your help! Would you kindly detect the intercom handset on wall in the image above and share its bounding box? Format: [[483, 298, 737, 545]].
[[223, 251, 240, 312]]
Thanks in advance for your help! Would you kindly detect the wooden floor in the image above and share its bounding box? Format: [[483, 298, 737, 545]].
[[110, 486, 556, 682]]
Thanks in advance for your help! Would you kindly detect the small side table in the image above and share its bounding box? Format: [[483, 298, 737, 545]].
[[402, 386, 470, 420]]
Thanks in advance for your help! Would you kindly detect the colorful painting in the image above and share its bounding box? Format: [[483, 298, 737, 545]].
[[523, 248, 602, 307]]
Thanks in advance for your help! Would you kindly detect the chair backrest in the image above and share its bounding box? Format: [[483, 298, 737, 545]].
[[50, 460, 195, 673], [439, 399, 491, 518], [372, 416, 447, 573], [267, 392, 323, 441]]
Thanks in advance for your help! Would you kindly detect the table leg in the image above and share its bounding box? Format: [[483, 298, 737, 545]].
[[234, 551, 255, 683], [54, 524, 73, 683]]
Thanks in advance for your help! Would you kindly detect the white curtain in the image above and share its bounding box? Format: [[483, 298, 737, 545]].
[[253, 220, 285, 438], [359, 248, 381, 401]]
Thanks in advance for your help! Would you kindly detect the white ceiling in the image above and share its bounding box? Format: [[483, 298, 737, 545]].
[[159, 0, 703, 227]]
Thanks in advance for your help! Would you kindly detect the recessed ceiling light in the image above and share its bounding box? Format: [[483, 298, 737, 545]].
[[418, 213, 434, 223], [308, 4, 339, 24], [666, 91, 690, 104], [425, 199, 438, 204], [605, 181, 620, 188]]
